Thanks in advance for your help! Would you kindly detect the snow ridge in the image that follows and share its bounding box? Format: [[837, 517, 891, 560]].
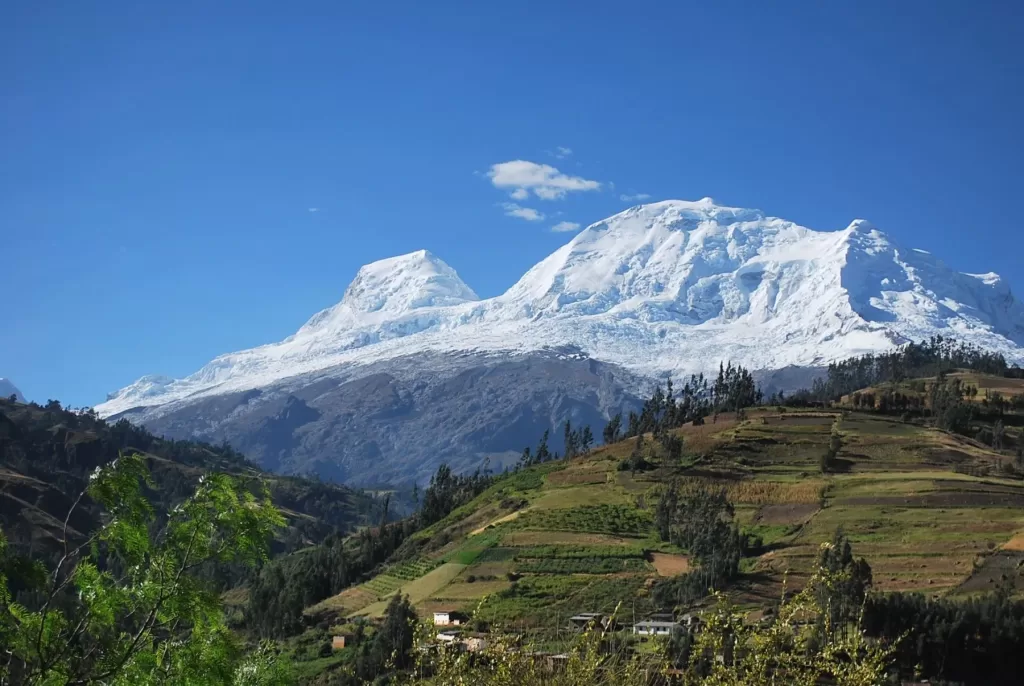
[[96, 199, 1024, 417]]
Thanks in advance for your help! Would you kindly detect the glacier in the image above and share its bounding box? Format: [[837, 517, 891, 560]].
[[96, 198, 1024, 418]]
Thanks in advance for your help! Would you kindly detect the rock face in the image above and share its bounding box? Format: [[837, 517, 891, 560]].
[[0, 379, 25, 403], [96, 199, 1024, 484], [121, 349, 649, 485]]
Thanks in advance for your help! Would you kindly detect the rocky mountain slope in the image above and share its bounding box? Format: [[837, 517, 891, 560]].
[[95, 199, 1024, 484], [0, 378, 24, 403]]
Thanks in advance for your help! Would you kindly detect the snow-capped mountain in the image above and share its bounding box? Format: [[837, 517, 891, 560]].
[[93, 199, 1024, 484], [98, 198, 1024, 418], [0, 378, 25, 403]]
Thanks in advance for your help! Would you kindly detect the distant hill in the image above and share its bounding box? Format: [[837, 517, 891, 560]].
[[0, 397, 382, 565]]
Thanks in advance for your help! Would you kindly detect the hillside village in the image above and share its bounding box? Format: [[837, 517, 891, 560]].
[[235, 340, 1024, 683]]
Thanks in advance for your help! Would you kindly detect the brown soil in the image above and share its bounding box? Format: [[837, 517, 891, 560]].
[[834, 492, 1024, 507], [956, 551, 1024, 593], [649, 553, 691, 576], [1002, 533, 1024, 552], [546, 469, 609, 486], [754, 503, 820, 525]]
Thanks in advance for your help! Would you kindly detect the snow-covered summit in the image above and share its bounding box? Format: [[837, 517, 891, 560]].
[[96, 199, 1024, 417], [299, 250, 479, 332]]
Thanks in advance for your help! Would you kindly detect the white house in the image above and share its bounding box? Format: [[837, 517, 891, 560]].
[[433, 611, 464, 626], [633, 620, 682, 636]]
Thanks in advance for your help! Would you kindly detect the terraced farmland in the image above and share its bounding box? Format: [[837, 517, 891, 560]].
[[315, 395, 1024, 630]]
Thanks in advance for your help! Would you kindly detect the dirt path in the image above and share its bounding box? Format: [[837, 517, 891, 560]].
[[469, 510, 522, 536]]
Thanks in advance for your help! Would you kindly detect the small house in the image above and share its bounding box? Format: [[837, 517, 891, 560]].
[[633, 620, 682, 636], [437, 630, 460, 644], [331, 635, 350, 650], [433, 610, 468, 626], [568, 612, 604, 630]]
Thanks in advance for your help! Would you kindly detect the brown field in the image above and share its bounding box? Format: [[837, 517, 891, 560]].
[[1002, 533, 1024, 551], [313, 585, 378, 615], [755, 503, 820, 525], [955, 551, 1024, 594], [650, 552, 691, 576], [677, 478, 824, 505], [547, 464, 612, 486], [835, 495, 1024, 509]]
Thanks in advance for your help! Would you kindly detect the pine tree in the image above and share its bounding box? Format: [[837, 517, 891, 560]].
[[992, 420, 1005, 449], [580, 426, 594, 454], [603, 413, 622, 444]]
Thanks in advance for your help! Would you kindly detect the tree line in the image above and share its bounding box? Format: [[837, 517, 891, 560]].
[[803, 336, 1018, 403]]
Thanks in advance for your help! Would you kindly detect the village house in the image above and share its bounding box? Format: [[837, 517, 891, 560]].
[[567, 612, 603, 631], [633, 619, 682, 636], [432, 610, 468, 626], [436, 630, 460, 644]]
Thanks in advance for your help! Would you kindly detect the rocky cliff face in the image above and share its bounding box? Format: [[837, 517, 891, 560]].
[[118, 349, 650, 485]]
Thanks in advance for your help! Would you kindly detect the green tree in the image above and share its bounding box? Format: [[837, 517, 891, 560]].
[[0, 453, 287, 685], [815, 528, 873, 642], [992, 420, 1006, 449], [602, 413, 622, 444]]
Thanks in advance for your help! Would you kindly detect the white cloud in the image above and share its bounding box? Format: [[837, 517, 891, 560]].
[[308, 207, 320, 213], [555, 146, 572, 159], [551, 221, 581, 233], [488, 160, 600, 201], [619, 193, 652, 202], [502, 202, 545, 222]]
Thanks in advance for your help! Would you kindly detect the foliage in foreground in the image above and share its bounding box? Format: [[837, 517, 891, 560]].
[[0, 453, 289, 686], [404, 542, 896, 685]]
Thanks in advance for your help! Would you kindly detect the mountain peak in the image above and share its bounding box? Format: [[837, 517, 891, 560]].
[[95, 198, 1024, 418], [342, 249, 479, 313], [299, 250, 479, 332]]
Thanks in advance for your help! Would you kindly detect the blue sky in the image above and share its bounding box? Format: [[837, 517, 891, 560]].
[[3, 1, 1023, 407]]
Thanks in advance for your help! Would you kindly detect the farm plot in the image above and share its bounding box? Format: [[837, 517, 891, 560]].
[[514, 504, 652, 537], [529, 484, 631, 510], [956, 551, 1024, 594], [650, 553, 690, 576], [765, 500, 1024, 593], [357, 563, 467, 618], [499, 530, 642, 547]]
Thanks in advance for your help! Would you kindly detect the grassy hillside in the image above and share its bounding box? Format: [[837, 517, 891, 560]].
[[313, 378, 1024, 636], [0, 397, 380, 562]]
